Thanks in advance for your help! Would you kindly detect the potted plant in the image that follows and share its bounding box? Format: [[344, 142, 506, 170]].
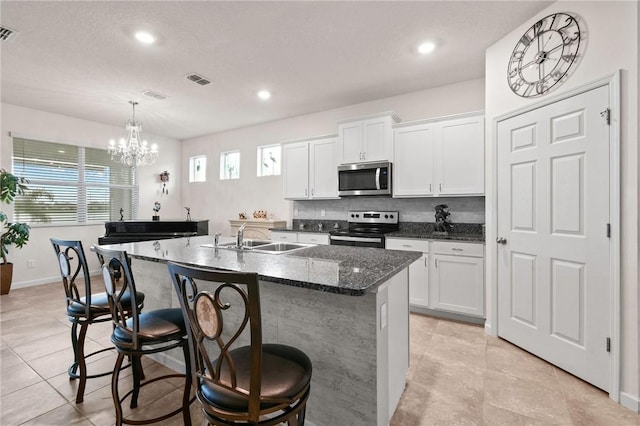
[[1, 169, 30, 295]]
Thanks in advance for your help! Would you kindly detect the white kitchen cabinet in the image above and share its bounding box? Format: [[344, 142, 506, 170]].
[[430, 241, 484, 317], [270, 231, 297, 242], [386, 238, 429, 308], [434, 114, 485, 195], [338, 112, 399, 164], [393, 123, 435, 197], [283, 136, 338, 200], [392, 112, 484, 197], [297, 232, 329, 245], [270, 231, 329, 245]]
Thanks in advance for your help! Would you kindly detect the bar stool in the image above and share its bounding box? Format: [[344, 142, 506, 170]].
[[95, 246, 193, 426], [168, 262, 312, 426], [50, 238, 145, 404]]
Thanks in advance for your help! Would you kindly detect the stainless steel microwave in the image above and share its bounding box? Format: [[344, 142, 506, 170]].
[[337, 161, 392, 197]]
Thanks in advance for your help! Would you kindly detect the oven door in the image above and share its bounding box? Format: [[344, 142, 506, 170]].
[[329, 234, 385, 248], [338, 162, 391, 197]]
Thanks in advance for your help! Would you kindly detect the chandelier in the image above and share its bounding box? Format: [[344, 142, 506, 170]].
[[108, 101, 158, 167]]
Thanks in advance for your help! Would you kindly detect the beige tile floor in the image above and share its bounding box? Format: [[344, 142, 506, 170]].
[[1, 281, 638, 425]]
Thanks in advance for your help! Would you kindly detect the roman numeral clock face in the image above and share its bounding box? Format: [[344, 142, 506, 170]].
[[508, 13, 582, 98]]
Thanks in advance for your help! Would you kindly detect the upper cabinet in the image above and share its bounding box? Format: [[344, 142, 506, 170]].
[[393, 112, 485, 197], [283, 135, 338, 200], [338, 112, 400, 164]]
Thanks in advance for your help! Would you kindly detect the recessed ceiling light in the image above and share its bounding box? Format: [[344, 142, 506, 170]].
[[257, 90, 271, 100], [135, 31, 156, 45], [418, 41, 436, 55]]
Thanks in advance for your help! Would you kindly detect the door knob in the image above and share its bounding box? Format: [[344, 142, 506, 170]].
[[496, 237, 507, 244]]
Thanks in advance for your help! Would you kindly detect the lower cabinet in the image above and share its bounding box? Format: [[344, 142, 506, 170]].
[[430, 241, 484, 318], [270, 231, 329, 245], [386, 238, 485, 319]]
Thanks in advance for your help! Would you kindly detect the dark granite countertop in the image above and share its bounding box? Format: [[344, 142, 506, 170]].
[[99, 235, 420, 296], [386, 230, 485, 242]]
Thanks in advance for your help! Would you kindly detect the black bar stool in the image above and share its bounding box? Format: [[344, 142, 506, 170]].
[[50, 238, 144, 404], [168, 262, 312, 426], [95, 246, 193, 426]]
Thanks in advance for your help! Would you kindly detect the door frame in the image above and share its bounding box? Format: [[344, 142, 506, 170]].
[[489, 71, 621, 401]]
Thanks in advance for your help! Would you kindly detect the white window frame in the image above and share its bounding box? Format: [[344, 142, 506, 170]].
[[189, 155, 207, 182], [256, 144, 281, 177], [220, 150, 240, 180]]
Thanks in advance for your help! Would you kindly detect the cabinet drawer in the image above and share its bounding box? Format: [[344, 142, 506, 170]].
[[271, 231, 297, 242], [297, 233, 329, 245], [386, 238, 430, 253], [431, 241, 484, 257]]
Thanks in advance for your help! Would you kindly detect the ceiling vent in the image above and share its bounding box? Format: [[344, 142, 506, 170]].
[[0, 26, 18, 41], [186, 73, 212, 86], [142, 89, 167, 100]]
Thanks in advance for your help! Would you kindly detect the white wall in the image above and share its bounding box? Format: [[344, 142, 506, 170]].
[[484, 1, 638, 408], [181, 78, 485, 236], [0, 103, 183, 287]]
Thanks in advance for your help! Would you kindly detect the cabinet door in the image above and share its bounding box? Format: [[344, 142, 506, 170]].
[[338, 121, 363, 164], [362, 117, 392, 162], [409, 254, 429, 308], [430, 254, 484, 317], [283, 142, 309, 199], [435, 115, 484, 195], [309, 137, 338, 199], [297, 232, 329, 245], [270, 231, 297, 242], [393, 123, 435, 197]]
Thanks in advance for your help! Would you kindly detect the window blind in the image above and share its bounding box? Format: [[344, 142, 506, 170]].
[[12, 138, 137, 224]]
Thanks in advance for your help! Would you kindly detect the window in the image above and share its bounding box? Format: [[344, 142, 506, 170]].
[[189, 155, 207, 182], [12, 137, 137, 224], [256, 144, 281, 177], [220, 150, 240, 180]]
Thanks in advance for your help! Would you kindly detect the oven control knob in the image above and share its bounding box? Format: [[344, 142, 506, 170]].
[[355, 214, 360, 218], [390, 214, 394, 219], [351, 214, 355, 218], [385, 214, 389, 219]]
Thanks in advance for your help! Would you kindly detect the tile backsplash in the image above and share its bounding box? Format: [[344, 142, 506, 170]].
[[293, 196, 485, 224]]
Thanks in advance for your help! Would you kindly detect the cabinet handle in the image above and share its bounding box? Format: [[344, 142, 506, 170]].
[[435, 258, 438, 268], [402, 244, 412, 248], [424, 257, 428, 267], [311, 188, 314, 196], [452, 248, 464, 252], [429, 184, 432, 192], [305, 188, 308, 196], [439, 183, 442, 192]]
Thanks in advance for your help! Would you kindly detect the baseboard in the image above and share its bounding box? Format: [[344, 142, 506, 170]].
[[620, 391, 640, 413], [410, 305, 485, 325]]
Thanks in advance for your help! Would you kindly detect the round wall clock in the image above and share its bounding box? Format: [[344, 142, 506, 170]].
[[507, 12, 582, 98]]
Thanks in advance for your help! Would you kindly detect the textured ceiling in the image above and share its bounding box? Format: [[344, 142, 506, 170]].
[[1, 1, 551, 140]]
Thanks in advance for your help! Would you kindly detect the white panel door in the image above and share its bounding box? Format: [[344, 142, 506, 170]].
[[283, 142, 309, 199], [309, 137, 338, 199], [497, 86, 611, 390], [393, 123, 435, 197]]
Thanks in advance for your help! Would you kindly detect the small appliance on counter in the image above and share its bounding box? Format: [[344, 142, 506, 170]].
[[329, 211, 399, 248]]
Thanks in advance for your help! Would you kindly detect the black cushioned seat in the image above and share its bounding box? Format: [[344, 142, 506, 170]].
[[112, 308, 185, 343], [66, 291, 144, 316], [201, 344, 312, 411], [169, 262, 313, 425]]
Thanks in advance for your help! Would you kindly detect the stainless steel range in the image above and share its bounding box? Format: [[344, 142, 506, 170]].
[[329, 211, 399, 248]]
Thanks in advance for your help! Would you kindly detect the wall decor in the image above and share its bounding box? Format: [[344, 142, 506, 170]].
[[507, 12, 582, 98]]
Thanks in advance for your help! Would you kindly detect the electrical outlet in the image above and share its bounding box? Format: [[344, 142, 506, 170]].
[[294, 208, 299, 217], [27, 259, 36, 269]]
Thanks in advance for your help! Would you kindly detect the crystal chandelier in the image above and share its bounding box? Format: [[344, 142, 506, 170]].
[[108, 101, 158, 167]]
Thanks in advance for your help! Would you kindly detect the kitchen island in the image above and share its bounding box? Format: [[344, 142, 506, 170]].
[[99, 235, 420, 426]]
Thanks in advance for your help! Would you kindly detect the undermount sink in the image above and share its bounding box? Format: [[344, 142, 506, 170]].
[[204, 240, 312, 254], [217, 239, 272, 249]]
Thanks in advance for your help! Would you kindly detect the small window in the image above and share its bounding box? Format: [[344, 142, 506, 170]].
[[220, 151, 240, 180], [257, 144, 281, 177], [189, 155, 207, 182]]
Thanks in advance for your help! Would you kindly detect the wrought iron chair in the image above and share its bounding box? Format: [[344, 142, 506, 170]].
[[50, 238, 145, 404], [168, 262, 312, 426], [95, 246, 193, 426]]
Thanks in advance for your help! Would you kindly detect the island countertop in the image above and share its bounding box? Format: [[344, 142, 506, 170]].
[[99, 235, 420, 296]]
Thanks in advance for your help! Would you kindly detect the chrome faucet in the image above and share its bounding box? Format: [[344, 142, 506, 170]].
[[236, 223, 247, 249], [214, 232, 222, 247]]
